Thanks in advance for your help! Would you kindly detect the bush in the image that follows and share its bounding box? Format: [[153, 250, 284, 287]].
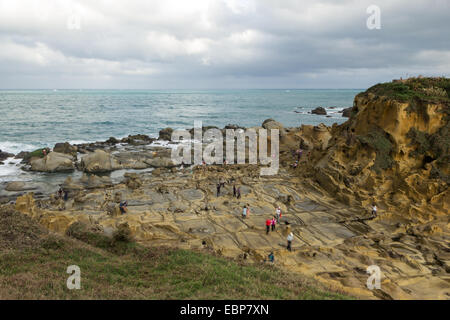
[[357, 129, 394, 173], [41, 235, 66, 250]]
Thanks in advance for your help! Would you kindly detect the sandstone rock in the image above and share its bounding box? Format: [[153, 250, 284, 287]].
[[80, 150, 120, 173], [14, 151, 29, 159], [262, 119, 286, 136], [5, 181, 35, 192], [145, 157, 176, 168], [53, 142, 77, 156], [123, 172, 143, 189], [158, 127, 174, 141], [30, 152, 75, 172], [342, 107, 353, 118], [312, 107, 327, 115], [106, 137, 119, 144], [0, 150, 14, 161]]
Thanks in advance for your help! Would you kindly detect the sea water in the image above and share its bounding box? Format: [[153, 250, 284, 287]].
[[0, 89, 360, 182]]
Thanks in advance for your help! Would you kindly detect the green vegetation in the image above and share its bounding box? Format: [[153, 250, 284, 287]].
[[357, 129, 394, 173], [364, 77, 450, 105], [21, 148, 50, 163], [0, 209, 351, 300]]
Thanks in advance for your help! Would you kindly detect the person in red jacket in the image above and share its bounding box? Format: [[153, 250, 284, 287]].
[[265, 218, 271, 234]]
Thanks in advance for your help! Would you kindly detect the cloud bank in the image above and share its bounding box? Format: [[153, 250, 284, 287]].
[[0, 0, 449, 88]]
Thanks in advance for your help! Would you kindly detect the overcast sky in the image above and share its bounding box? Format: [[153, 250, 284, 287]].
[[0, 0, 449, 89]]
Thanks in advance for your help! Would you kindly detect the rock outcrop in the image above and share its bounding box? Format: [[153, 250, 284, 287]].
[[158, 128, 174, 141], [30, 152, 75, 172], [53, 142, 77, 156], [80, 150, 120, 173], [341, 107, 353, 117], [0, 150, 14, 161], [311, 107, 327, 115]]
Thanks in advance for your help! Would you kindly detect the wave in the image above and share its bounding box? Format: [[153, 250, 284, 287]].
[[0, 141, 38, 154]]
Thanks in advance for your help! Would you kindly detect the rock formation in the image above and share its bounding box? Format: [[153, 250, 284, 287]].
[[30, 152, 75, 172]]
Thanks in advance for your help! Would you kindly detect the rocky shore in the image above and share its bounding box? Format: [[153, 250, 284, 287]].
[[1, 78, 449, 299]]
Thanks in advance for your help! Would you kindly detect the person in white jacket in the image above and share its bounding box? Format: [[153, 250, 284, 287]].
[[287, 232, 294, 251], [371, 204, 377, 217]]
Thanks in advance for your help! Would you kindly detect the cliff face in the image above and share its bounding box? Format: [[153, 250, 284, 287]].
[[301, 77, 449, 219]]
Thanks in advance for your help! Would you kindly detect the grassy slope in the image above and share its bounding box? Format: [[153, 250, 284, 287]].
[[0, 208, 351, 300], [363, 77, 450, 104]]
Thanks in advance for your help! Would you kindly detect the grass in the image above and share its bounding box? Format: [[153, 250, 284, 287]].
[[0, 208, 352, 300], [357, 129, 394, 173], [363, 77, 450, 105]]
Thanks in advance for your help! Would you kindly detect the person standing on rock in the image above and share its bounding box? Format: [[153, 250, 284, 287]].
[[271, 216, 276, 232], [237, 187, 241, 199], [119, 201, 128, 214], [242, 205, 247, 219], [276, 206, 282, 223], [268, 252, 274, 263], [63, 190, 68, 201], [57, 187, 63, 199], [217, 183, 221, 197], [265, 218, 272, 235], [371, 204, 377, 217], [287, 232, 294, 251], [233, 185, 237, 198], [246, 204, 250, 217]]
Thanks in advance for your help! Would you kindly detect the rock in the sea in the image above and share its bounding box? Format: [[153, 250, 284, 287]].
[[261, 119, 286, 136], [158, 128, 174, 141], [14, 151, 29, 159], [341, 107, 353, 118], [5, 181, 35, 192], [0, 150, 14, 161], [311, 107, 327, 115], [30, 152, 75, 172], [224, 124, 245, 130], [53, 142, 77, 156], [80, 150, 120, 173], [106, 137, 119, 144], [145, 157, 176, 168], [121, 134, 154, 145]]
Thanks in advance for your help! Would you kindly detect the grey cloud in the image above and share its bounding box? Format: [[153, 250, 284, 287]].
[[0, 0, 449, 89]]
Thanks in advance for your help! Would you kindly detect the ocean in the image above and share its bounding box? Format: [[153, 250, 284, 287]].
[[0, 89, 361, 153], [0, 89, 360, 183]]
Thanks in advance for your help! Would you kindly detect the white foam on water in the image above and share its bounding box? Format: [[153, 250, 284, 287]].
[[149, 140, 182, 150], [0, 141, 37, 154], [0, 157, 29, 182], [68, 140, 93, 145]]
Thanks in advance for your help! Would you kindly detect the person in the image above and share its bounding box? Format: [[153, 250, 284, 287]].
[[246, 204, 250, 217], [63, 190, 68, 201], [242, 205, 247, 219], [371, 204, 377, 217], [217, 183, 221, 197], [237, 187, 241, 199], [287, 232, 294, 251], [298, 148, 303, 161], [268, 252, 274, 263], [57, 187, 63, 199], [271, 216, 276, 231], [233, 185, 237, 198], [265, 218, 272, 235], [276, 206, 282, 223], [119, 201, 128, 214]]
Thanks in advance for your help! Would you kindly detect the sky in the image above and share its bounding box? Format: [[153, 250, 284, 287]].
[[0, 0, 449, 89]]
